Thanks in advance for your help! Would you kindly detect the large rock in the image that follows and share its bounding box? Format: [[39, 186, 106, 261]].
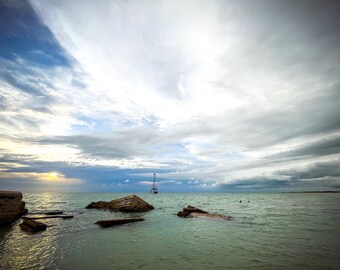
[[0, 191, 28, 226], [96, 218, 144, 228], [86, 194, 154, 212], [177, 205, 232, 220]]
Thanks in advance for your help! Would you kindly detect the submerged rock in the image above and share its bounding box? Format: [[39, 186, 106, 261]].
[[0, 190, 28, 226], [96, 218, 144, 228], [45, 211, 64, 215], [20, 219, 47, 232], [177, 205, 232, 220], [22, 215, 73, 220], [189, 212, 232, 220], [177, 211, 190, 217], [183, 205, 208, 214], [86, 194, 154, 212]]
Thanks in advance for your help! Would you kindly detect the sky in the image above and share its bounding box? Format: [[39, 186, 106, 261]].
[[0, 0, 340, 192]]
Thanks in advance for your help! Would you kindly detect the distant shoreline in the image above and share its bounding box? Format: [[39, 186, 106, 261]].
[[285, 191, 340, 193]]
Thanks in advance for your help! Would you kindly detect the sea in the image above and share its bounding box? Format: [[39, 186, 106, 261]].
[[0, 192, 339, 270]]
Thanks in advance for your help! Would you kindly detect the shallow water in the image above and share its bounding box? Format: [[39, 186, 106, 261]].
[[0, 193, 339, 269]]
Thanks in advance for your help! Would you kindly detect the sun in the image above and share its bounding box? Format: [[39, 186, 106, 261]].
[[48, 172, 58, 178]]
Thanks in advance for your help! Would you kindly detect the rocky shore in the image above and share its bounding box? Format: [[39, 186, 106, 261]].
[[0, 191, 28, 226], [1, 191, 233, 234]]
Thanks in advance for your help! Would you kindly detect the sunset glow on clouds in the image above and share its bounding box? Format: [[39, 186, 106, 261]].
[[0, 0, 340, 191]]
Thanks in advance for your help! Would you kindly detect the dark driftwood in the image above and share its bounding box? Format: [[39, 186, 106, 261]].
[[96, 218, 144, 228], [20, 219, 47, 232], [22, 215, 73, 220]]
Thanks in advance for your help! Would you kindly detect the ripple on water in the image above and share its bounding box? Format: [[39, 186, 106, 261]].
[[0, 193, 339, 270]]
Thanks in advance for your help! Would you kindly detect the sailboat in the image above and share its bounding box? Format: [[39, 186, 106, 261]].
[[150, 173, 158, 194]]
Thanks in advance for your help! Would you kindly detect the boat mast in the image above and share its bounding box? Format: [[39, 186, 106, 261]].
[[150, 173, 158, 194]]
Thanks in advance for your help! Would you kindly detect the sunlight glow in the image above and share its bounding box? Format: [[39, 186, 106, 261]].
[[48, 172, 58, 179]]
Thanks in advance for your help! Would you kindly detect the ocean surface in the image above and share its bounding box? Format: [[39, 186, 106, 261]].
[[0, 193, 339, 270]]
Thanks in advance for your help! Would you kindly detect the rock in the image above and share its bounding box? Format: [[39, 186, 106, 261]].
[[30, 211, 64, 215], [183, 205, 208, 214], [189, 212, 232, 220], [44, 211, 63, 215], [176, 211, 190, 217], [17, 201, 28, 216], [22, 215, 73, 220], [20, 219, 47, 232], [0, 190, 28, 226], [86, 201, 107, 209], [177, 205, 232, 220], [86, 194, 154, 212], [96, 218, 144, 228]]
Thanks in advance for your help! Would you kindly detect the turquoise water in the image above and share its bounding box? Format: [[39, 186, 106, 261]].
[[0, 193, 339, 269]]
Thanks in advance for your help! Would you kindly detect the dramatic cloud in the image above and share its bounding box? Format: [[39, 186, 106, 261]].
[[0, 0, 339, 191]]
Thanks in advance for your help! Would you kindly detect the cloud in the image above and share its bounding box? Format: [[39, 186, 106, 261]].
[[0, 0, 339, 191], [278, 160, 340, 181], [0, 171, 82, 184], [138, 181, 154, 186], [272, 136, 340, 159]]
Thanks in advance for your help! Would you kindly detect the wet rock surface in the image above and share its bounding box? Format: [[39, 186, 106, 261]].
[[20, 219, 47, 232], [177, 205, 232, 220], [189, 212, 232, 220], [22, 215, 73, 220], [30, 211, 64, 215], [96, 218, 144, 228], [183, 205, 208, 214], [86, 194, 154, 212], [0, 191, 28, 226], [45, 211, 64, 215]]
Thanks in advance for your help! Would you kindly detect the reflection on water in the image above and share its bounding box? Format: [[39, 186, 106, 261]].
[[0, 193, 339, 269], [0, 221, 58, 269]]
